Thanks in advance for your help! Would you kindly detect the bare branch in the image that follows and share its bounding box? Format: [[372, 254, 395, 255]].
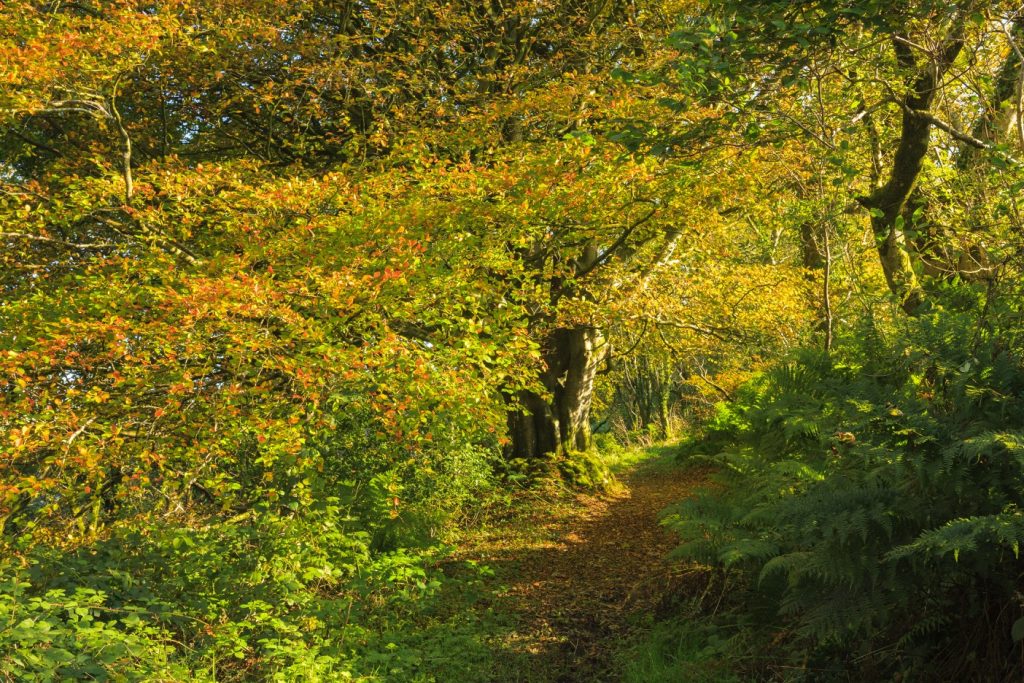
[[654, 327, 735, 401], [850, 99, 887, 125], [891, 33, 932, 57], [902, 103, 1022, 165], [575, 204, 659, 279], [66, 417, 98, 445], [629, 314, 732, 342], [692, 365, 735, 402], [45, 98, 110, 118], [0, 232, 117, 250]]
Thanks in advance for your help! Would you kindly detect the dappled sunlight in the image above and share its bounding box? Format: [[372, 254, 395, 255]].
[[456, 451, 712, 681]]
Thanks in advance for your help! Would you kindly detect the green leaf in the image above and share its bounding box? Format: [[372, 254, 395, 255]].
[[1012, 617, 1024, 642]]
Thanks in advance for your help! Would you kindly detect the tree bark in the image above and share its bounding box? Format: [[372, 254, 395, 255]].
[[860, 27, 967, 314], [506, 389, 559, 460], [507, 325, 605, 458]]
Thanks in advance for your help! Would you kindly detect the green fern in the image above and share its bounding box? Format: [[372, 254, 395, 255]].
[[665, 304, 1024, 679]]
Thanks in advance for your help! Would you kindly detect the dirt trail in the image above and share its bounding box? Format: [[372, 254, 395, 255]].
[[465, 457, 709, 682]]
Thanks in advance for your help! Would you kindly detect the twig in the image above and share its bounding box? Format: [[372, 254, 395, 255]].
[[631, 314, 732, 342], [0, 232, 117, 250], [66, 417, 97, 445]]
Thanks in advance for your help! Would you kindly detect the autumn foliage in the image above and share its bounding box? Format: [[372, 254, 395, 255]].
[[11, 0, 1022, 680]]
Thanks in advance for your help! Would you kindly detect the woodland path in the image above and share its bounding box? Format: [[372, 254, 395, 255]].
[[460, 450, 710, 682]]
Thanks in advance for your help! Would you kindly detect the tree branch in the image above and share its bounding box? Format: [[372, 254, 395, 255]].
[[630, 314, 732, 342], [93, 214, 202, 265], [109, 82, 133, 205], [902, 103, 1021, 165], [0, 232, 117, 250], [574, 204, 659, 279]]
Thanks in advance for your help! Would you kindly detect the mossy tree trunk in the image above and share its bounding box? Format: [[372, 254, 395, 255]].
[[507, 325, 605, 459], [859, 27, 967, 315]]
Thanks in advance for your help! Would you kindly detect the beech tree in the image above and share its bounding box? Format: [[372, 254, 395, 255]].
[[0, 0, 815, 543], [0, 0, 698, 534]]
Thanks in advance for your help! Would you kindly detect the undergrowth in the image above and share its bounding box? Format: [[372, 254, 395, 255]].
[[1, 498, 510, 682], [0, 434, 647, 681], [642, 297, 1024, 681], [0, 434, 514, 681]]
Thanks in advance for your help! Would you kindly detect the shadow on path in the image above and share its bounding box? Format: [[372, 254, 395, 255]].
[[462, 451, 711, 682]]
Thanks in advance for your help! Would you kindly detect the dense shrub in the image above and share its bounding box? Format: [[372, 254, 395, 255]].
[[2, 490, 499, 681], [666, 299, 1024, 680]]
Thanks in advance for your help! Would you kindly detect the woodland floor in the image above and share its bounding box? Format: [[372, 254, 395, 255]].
[[457, 448, 712, 682]]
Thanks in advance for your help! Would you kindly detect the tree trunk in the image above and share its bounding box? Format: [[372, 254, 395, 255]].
[[860, 30, 966, 315], [506, 389, 560, 460], [800, 219, 833, 345], [656, 384, 671, 440], [875, 223, 925, 315], [507, 325, 605, 458], [864, 85, 931, 315]]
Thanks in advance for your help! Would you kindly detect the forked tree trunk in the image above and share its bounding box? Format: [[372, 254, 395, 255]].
[[506, 325, 605, 459], [860, 31, 966, 315]]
